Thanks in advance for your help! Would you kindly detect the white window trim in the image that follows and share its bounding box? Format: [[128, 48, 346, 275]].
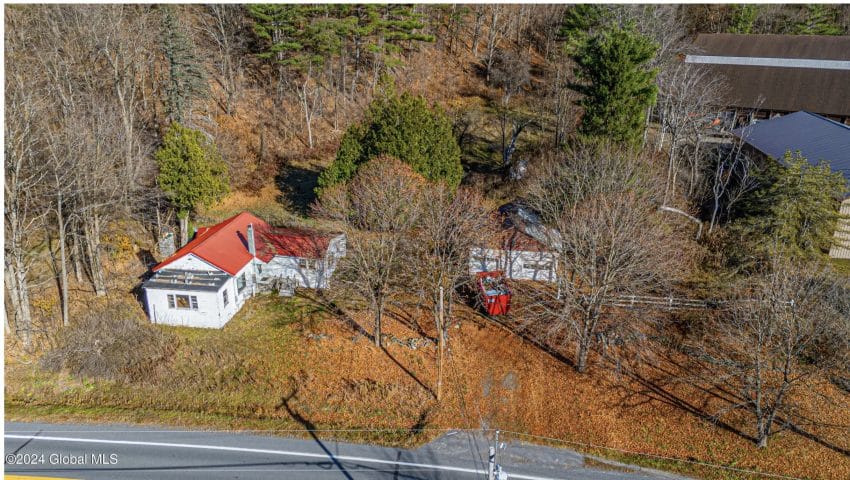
[[167, 293, 199, 311]]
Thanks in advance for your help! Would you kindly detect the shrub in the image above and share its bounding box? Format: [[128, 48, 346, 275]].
[[41, 305, 178, 383]]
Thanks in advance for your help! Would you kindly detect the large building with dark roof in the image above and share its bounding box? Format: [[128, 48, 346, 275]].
[[686, 34, 850, 125]]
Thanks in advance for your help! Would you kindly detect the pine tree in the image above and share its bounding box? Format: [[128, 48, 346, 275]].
[[728, 5, 759, 34], [317, 90, 462, 192], [155, 123, 229, 245], [161, 6, 208, 124], [559, 4, 611, 53], [795, 5, 844, 35], [569, 25, 658, 146], [733, 152, 847, 261]]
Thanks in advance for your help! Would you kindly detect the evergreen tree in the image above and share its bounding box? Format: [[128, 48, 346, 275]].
[[317, 91, 463, 192], [155, 123, 229, 245], [794, 5, 844, 35], [727, 5, 759, 34], [161, 6, 208, 124], [569, 25, 659, 146], [733, 152, 847, 262], [559, 4, 611, 53]]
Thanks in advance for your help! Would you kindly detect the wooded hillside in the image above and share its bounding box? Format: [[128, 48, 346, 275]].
[[5, 5, 850, 478]]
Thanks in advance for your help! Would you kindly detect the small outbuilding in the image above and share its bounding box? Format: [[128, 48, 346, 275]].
[[469, 204, 558, 283]]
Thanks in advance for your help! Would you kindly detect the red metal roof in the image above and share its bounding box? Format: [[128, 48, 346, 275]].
[[152, 212, 336, 276], [257, 228, 332, 260]]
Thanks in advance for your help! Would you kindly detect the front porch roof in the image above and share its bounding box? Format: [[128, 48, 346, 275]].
[[143, 269, 230, 292]]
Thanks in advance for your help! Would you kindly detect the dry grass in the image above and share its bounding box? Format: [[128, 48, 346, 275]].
[[7, 293, 849, 479]]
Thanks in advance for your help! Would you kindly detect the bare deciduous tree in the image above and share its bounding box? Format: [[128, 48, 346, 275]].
[[315, 156, 426, 348], [4, 75, 48, 347], [692, 260, 850, 448], [415, 185, 492, 400], [655, 62, 725, 204], [521, 144, 683, 373], [481, 5, 508, 83], [706, 138, 759, 234], [199, 4, 247, 116]]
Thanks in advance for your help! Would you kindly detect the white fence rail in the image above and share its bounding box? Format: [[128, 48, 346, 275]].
[[604, 295, 794, 311]]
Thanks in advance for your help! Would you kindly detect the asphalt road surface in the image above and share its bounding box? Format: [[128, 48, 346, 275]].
[[5, 422, 688, 479]]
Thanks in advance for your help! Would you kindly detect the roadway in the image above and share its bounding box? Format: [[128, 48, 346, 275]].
[[4, 422, 688, 479]]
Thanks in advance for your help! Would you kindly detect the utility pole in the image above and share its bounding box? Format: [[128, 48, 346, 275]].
[[487, 445, 496, 480], [488, 430, 503, 480], [437, 286, 445, 401]]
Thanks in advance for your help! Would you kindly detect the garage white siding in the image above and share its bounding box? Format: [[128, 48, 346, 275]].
[[470, 247, 557, 282], [829, 198, 850, 259]]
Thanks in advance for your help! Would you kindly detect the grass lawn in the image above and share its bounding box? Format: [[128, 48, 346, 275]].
[[6, 293, 850, 480], [831, 258, 850, 276]]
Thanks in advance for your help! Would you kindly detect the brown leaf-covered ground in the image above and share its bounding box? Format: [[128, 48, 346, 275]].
[[7, 293, 849, 480]]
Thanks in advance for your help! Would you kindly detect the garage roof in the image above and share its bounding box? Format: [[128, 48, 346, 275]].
[[731, 111, 850, 181]]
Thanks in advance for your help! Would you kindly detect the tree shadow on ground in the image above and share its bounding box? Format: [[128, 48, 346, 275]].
[[601, 345, 850, 457], [381, 345, 436, 400], [462, 300, 575, 370], [295, 291, 435, 399], [276, 164, 320, 215], [294, 290, 372, 340], [384, 304, 432, 340], [277, 383, 354, 480]]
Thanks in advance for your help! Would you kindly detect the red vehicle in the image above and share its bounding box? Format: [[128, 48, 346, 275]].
[[476, 271, 512, 315]]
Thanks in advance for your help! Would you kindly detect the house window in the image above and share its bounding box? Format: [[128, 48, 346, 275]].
[[298, 258, 318, 270], [237, 273, 247, 293], [524, 262, 552, 272], [167, 294, 198, 310], [473, 255, 498, 268], [222, 289, 229, 307]]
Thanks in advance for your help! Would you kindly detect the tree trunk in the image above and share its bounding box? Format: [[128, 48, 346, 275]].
[[688, 134, 702, 198], [575, 338, 589, 373], [83, 214, 107, 296], [55, 196, 70, 327], [72, 232, 84, 284], [756, 416, 770, 448], [178, 213, 189, 247], [6, 256, 33, 349], [436, 286, 445, 401], [374, 300, 383, 348], [471, 9, 484, 56]]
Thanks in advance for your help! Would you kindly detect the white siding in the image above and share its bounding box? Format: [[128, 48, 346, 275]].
[[145, 288, 225, 328], [829, 198, 850, 259], [260, 234, 346, 289], [145, 261, 258, 329], [263, 256, 320, 288], [470, 247, 557, 282], [143, 234, 346, 328], [164, 253, 220, 272]]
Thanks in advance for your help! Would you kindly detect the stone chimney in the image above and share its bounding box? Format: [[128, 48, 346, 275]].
[[247, 224, 256, 257]]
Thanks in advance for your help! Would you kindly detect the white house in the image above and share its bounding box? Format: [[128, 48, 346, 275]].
[[142, 211, 345, 328], [469, 205, 558, 283]]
